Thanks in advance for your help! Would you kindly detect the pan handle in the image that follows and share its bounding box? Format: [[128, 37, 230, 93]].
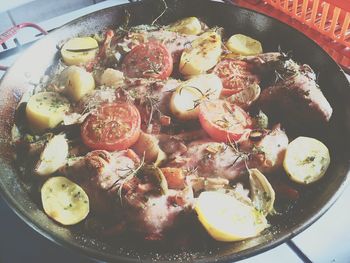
[[0, 22, 48, 71]]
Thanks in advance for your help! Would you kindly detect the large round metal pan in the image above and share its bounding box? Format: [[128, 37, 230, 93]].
[[0, 0, 349, 262]]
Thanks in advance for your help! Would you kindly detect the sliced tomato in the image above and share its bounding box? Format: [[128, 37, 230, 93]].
[[81, 103, 141, 151], [122, 41, 173, 80], [198, 99, 252, 142], [213, 59, 259, 96]]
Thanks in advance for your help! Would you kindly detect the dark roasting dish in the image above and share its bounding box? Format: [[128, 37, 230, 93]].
[[0, 0, 349, 262]]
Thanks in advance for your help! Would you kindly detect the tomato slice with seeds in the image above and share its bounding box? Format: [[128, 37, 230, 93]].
[[122, 41, 173, 80], [81, 103, 141, 151], [198, 99, 252, 142], [213, 59, 259, 96]]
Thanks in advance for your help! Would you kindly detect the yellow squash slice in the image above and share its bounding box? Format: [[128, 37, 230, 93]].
[[283, 136, 330, 184], [41, 176, 89, 225]]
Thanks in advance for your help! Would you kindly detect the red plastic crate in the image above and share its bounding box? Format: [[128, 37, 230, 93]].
[[232, 0, 350, 73]]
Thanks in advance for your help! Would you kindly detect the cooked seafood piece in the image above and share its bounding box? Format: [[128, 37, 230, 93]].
[[241, 52, 333, 123], [168, 140, 248, 181], [60, 150, 139, 215], [241, 124, 289, 173], [124, 187, 194, 240], [60, 149, 194, 239], [258, 63, 333, 123]]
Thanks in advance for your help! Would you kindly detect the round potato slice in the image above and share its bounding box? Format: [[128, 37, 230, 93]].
[[26, 92, 70, 134], [226, 34, 262, 56], [283, 136, 330, 184], [195, 191, 268, 242], [170, 74, 222, 120], [41, 176, 89, 225], [168, 17, 202, 35], [61, 37, 98, 66]]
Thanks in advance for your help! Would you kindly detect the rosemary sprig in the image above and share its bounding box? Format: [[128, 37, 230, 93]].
[[178, 86, 215, 110], [178, 85, 204, 96], [278, 45, 293, 60], [274, 69, 285, 83], [142, 93, 162, 131], [65, 47, 98, 52], [122, 9, 131, 30], [109, 154, 145, 206], [142, 59, 162, 76], [193, 89, 215, 109], [185, 166, 199, 175], [115, 86, 139, 102], [151, 0, 168, 25], [226, 135, 251, 169]]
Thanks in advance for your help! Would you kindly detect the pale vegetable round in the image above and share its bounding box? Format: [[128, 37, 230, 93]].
[[228, 83, 261, 109], [168, 17, 202, 35], [226, 34, 262, 56], [133, 131, 162, 163], [170, 86, 202, 120], [100, 68, 124, 87], [249, 169, 275, 216], [36, 135, 69, 176], [283, 136, 330, 184], [195, 191, 268, 242], [61, 37, 98, 66], [61, 66, 95, 102], [170, 74, 222, 120], [179, 31, 222, 76], [41, 176, 89, 225], [26, 92, 70, 134]]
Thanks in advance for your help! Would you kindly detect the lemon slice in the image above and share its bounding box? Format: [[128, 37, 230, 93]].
[[195, 191, 268, 242], [284, 137, 330, 184], [41, 176, 89, 225], [226, 34, 262, 56]]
